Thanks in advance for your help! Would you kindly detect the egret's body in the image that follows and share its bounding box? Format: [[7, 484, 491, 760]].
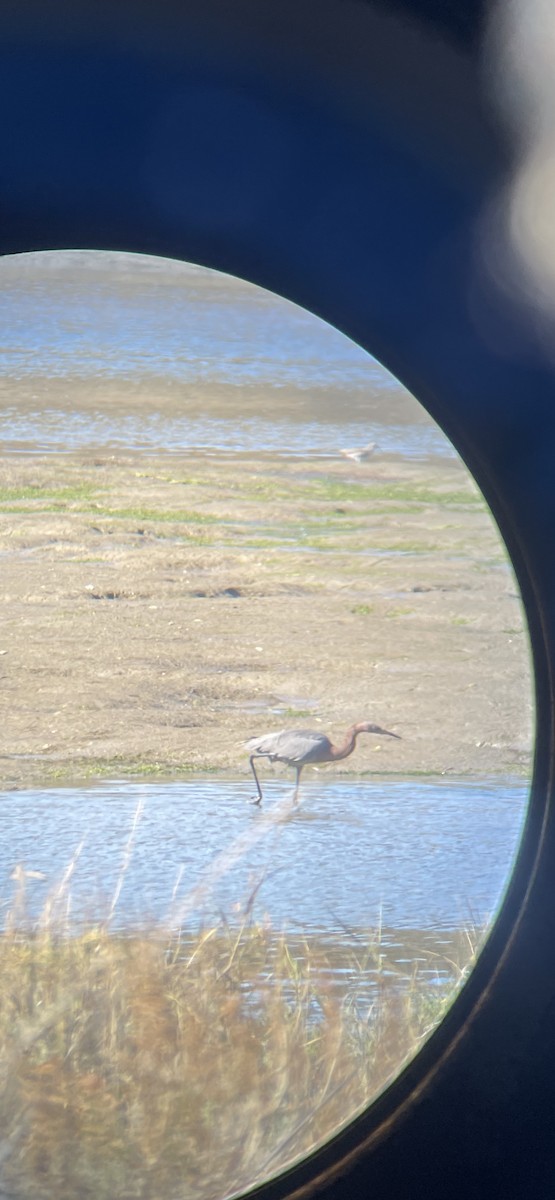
[[245, 720, 400, 804]]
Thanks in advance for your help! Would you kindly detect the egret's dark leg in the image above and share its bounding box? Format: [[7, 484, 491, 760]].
[[249, 755, 263, 805], [293, 766, 302, 804]]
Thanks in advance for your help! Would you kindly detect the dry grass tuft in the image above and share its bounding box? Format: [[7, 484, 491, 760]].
[[0, 878, 475, 1200]]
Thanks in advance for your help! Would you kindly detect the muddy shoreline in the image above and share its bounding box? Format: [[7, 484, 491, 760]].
[[0, 447, 533, 790]]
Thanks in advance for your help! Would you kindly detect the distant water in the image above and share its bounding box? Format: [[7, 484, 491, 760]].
[[0, 406, 449, 459], [0, 253, 390, 389], [0, 776, 528, 934], [0, 251, 454, 459]]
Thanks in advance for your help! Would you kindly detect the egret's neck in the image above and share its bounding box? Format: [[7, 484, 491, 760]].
[[329, 728, 358, 761]]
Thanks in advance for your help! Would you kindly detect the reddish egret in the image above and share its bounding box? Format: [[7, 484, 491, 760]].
[[245, 720, 400, 804]]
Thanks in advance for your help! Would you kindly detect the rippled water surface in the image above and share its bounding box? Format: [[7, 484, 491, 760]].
[[1, 776, 528, 935], [0, 251, 451, 458], [0, 254, 385, 387]]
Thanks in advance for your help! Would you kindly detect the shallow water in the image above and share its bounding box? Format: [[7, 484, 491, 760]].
[[0, 251, 452, 459], [0, 776, 528, 937], [0, 405, 449, 460], [0, 253, 395, 388]]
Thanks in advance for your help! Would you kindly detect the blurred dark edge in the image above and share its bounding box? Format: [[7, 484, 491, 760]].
[[1, 2, 555, 1198]]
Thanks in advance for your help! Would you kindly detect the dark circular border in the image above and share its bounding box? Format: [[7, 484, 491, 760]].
[[1, 4, 554, 1199]]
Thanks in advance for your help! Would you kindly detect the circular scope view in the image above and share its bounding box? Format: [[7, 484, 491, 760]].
[[0, 251, 533, 1200]]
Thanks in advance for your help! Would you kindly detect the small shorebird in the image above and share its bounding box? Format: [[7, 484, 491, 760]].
[[339, 441, 377, 463]]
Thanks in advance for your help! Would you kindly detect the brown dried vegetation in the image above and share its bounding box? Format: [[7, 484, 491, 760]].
[[0, 890, 469, 1200]]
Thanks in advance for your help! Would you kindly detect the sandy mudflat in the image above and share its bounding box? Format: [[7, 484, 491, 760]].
[[0, 445, 533, 790]]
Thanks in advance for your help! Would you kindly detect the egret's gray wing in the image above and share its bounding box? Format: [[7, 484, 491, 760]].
[[247, 728, 331, 763], [281, 729, 332, 763], [245, 730, 285, 755]]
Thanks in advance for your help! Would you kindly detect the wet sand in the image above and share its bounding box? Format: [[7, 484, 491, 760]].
[[0, 445, 533, 789]]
